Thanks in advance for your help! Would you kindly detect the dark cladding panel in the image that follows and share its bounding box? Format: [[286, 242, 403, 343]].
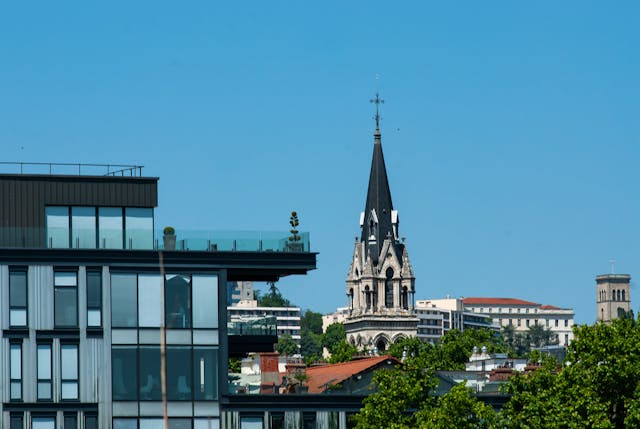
[[0, 174, 158, 229]]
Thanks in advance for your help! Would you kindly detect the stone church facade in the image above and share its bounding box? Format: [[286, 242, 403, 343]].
[[344, 102, 418, 352]]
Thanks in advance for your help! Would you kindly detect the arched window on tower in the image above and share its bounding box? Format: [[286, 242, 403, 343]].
[[348, 288, 354, 310], [622, 290, 626, 302], [401, 286, 408, 310], [618, 290, 622, 302], [612, 290, 616, 301], [364, 286, 371, 311], [385, 268, 394, 308]]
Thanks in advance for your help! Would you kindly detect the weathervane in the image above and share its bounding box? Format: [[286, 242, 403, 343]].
[[370, 92, 384, 129]]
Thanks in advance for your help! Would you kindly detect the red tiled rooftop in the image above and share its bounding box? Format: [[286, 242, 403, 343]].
[[540, 304, 562, 310], [463, 297, 541, 306], [305, 355, 400, 394]]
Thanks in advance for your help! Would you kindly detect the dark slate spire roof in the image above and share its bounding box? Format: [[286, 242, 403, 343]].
[[361, 125, 395, 251]]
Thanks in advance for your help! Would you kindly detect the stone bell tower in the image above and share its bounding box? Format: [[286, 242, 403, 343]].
[[343, 94, 418, 352]]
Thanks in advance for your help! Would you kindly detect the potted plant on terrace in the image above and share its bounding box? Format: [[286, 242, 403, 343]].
[[286, 211, 303, 252], [163, 226, 176, 250]]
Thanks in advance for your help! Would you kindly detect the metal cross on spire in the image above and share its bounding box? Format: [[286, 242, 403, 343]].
[[370, 92, 384, 130]]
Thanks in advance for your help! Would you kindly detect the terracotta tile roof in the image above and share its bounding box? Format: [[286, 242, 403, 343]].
[[539, 304, 562, 310], [305, 355, 400, 394], [463, 297, 541, 306]]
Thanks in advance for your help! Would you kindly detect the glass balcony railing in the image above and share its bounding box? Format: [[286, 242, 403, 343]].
[[227, 316, 278, 336], [0, 227, 311, 253]]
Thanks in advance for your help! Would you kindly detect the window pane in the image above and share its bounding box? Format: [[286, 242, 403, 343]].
[[138, 274, 163, 327], [193, 275, 218, 328], [37, 345, 51, 378], [32, 417, 55, 429], [139, 347, 161, 401], [194, 347, 218, 400], [62, 382, 78, 400], [114, 419, 138, 429], [10, 309, 27, 326], [167, 347, 192, 400], [88, 309, 101, 327], [10, 344, 21, 378], [112, 347, 138, 400], [11, 382, 21, 400], [10, 415, 23, 429], [240, 417, 263, 429], [125, 208, 153, 249], [87, 271, 102, 308], [111, 274, 137, 327], [194, 420, 220, 429], [55, 272, 77, 286], [37, 381, 52, 400], [61, 345, 78, 379], [71, 207, 96, 248], [64, 415, 78, 429], [140, 420, 163, 429], [85, 415, 98, 429], [99, 207, 123, 249], [169, 419, 192, 429], [55, 287, 78, 327], [166, 275, 191, 328], [9, 271, 27, 307], [46, 206, 69, 248]]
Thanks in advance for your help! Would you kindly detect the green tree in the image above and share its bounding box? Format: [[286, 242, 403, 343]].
[[275, 334, 298, 356], [301, 310, 323, 335], [416, 383, 498, 429], [329, 341, 358, 364], [258, 282, 292, 307], [323, 323, 347, 354], [528, 323, 556, 348], [300, 331, 322, 364]]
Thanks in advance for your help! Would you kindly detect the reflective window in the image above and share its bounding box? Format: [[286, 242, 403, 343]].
[[9, 269, 28, 327], [37, 344, 52, 400], [87, 270, 102, 327], [138, 274, 163, 327], [71, 207, 96, 248], [114, 419, 138, 429], [55, 272, 78, 327], [64, 414, 78, 429], [240, 417, 263, 429], [46, 206, 69, 248], [194, 347, 218, 400], [99, 207, 123, 249], [112, 347, 137, 400], [167, 347, 192, 400], [61, 344, 79, 400], [140, 419, 163, 429], [125, 208, 154, 249], [166, 274, 191, 328], [32, 417, 55, 429], [168, 420, 192, 429], [193, 275, 218, 328], [111, 274, 137, 327], [139, 347, 161, 401], [85, 415, 98, 429], [10, 343, 22, 400], [194, 420, 220, 429], [10, 414, 23, 429]]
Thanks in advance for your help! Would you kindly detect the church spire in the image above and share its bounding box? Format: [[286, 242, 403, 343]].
[[361, 93, 395, 261]]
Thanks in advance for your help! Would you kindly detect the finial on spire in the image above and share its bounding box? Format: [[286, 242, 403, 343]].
[[370, 92, 384, 131]]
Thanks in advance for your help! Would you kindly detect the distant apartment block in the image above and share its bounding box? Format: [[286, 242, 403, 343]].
[[462, 297, 575, 346], [415, 298, 497, 342]]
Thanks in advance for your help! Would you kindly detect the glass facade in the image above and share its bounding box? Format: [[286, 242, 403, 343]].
[[9, 269, 27, 327], [37, 344, 52, 400], [125, 208, 154, 249], [99, 207, 124, 249], [10, 343, 21, 400], [72, 206, 96, 248], [112, 274, 138, 327], [32, 417, 55, 429], [87, 270, 102, 327], [112, 347, 138, 401], [138, 274, 163, 327], [139, 347, 161, 400], [46, 206, 69, 248], [61, 344, 79, 400], [193, 275, 218, 328], [54, 271, 78, 327]]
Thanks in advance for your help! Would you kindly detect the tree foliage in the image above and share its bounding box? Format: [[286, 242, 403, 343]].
[[323, 323, 347, 353], [328, 341, 359, 364], [301, 310, 323, 335], [258, 282, 292, 307], [300, 331, 323, 364], [274, 334, 298, 356]]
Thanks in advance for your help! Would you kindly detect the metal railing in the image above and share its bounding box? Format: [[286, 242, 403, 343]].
[[0, 162, 144, 177]]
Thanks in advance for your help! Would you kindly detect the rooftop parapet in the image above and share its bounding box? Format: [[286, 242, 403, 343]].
[[0, 161, 144, 176]]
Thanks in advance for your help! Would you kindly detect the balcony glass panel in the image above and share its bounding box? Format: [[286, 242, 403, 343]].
[[99, 207, 123, 249], [46, 206, 69, 248], [72, 206, 96, 248], [125, 208, 153, 249]]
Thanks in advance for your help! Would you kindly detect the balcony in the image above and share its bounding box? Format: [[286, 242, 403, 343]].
[[228, 316, 278, 357], [0, 227, 311, 253]]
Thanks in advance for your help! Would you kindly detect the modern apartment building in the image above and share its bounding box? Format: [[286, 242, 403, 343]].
[[0, 164, 316, 429], [415, 298, 496, 343], [462, 297, 575, 346]]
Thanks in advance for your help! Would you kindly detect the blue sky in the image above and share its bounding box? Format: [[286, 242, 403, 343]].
[[1, 2, 638, 323]]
